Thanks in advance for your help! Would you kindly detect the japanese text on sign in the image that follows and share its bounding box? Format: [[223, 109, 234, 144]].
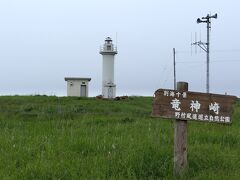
[[166, 92, 230, 123], [152, 89, 237, 124]]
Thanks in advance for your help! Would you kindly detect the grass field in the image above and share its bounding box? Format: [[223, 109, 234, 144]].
[[0, 96, 239, 179]]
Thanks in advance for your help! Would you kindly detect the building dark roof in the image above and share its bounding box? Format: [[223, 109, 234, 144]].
[[64, 77, 91, 81]]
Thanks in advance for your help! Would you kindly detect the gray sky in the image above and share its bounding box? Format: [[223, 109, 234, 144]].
[[1, 0, 240, 96]]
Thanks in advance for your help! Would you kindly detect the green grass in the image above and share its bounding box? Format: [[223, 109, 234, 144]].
[[0, 96, 239, 179]]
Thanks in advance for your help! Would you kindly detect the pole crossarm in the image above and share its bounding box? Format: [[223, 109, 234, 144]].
[[192, 41, 207, 52]]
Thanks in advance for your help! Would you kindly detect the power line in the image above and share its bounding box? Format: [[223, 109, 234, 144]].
[[176, 49, 240, 54], [210, 49, 240, 53], [176, 59, 240, 64]]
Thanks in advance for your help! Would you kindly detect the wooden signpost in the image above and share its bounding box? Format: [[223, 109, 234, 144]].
[[151, 82, 237, 176]]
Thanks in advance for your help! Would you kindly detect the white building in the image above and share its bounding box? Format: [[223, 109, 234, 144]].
[[99, 37, 118, 99], [64, 77, 91, 97]]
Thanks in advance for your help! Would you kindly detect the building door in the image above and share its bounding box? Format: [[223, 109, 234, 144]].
[[80, 85, 87, 97], [108, 87, 113, 98]]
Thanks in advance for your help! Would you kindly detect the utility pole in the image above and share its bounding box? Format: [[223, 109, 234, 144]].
[[192, 13, 217, 93], [173, 48, 176, 90]]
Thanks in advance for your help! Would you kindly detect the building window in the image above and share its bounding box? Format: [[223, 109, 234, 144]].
[[107, 45, 111, 50], [70, 82, 73, 86], [82, 82, 86, 85]]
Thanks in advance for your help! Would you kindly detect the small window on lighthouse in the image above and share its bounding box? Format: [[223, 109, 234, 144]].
[[107, 45, 111, 50]]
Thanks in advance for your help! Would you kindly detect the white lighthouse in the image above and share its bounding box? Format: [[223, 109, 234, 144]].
[[100, 37, 118, 99]]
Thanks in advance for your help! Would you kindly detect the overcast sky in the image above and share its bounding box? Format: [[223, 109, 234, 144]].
[[0, 0, 240, 97]]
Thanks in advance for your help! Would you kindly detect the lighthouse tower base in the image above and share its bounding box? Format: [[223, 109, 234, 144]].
[[103, 83, 116, 99]]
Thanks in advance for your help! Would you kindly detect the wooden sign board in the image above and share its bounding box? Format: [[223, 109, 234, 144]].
[[152, 89, 237, 124]]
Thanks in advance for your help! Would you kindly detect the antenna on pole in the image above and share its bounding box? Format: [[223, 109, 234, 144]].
[[199, 30, 202, 53], [191, 33, 192, 56], [195, 32, 197, 54], [173, 48, 176, 90], [191, 13, 217, 93], [115, 32, 118, 48]]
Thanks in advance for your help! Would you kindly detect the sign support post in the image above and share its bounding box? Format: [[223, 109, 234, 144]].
[[174, 82, 188, 176], [151, 81, 237, 176]]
